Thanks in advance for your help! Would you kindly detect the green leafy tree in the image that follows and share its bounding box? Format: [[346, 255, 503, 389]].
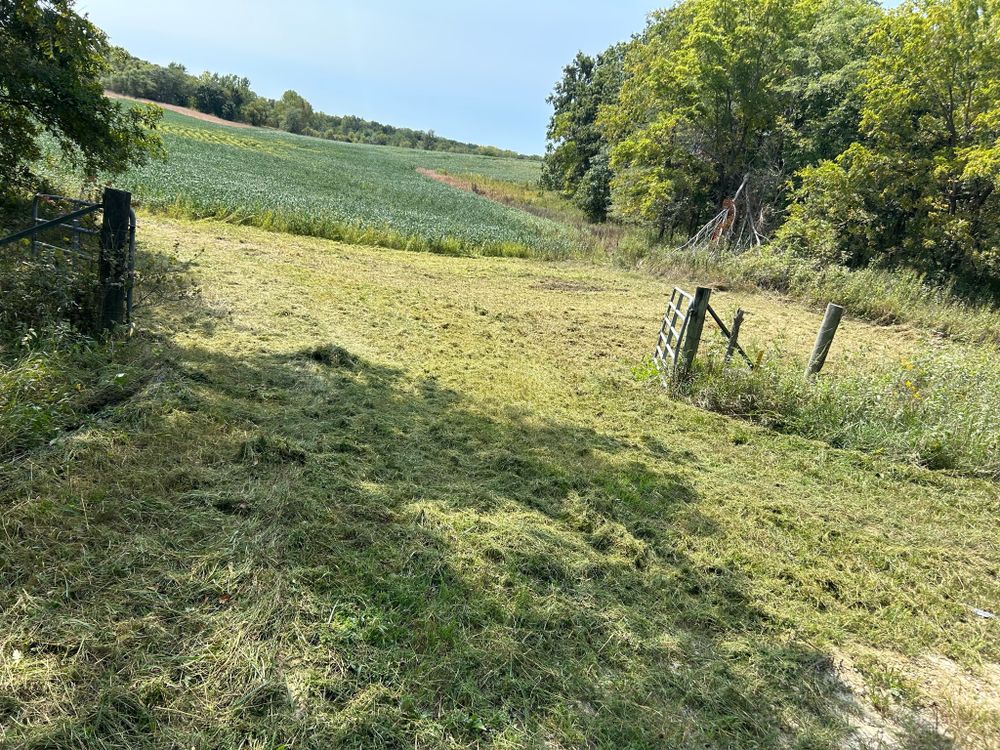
[[274, 90, 314, 135], [542, 44, 627, 221], [779, 0, 1000, 279], [0, 0, 161, 192], [101, 52, 530, 158], [193, 72, 251, 120], [241, 96, 275, 127], [599, 0, 879, 238]]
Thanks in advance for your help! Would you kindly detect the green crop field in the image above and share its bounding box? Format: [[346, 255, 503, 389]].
[[111, 110, 571, 256]]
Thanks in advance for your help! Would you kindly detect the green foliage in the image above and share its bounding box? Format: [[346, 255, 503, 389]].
[[0, 236, 195, 461], [779, 0, 1000, 281], [541, 45, 626, 221], [0, 194, 108, 335], [599, 0, 879, 235], [0, 310, 160, 462], [0, 0, 161, 192], [548, 0, 999, 288], [103, 49, 533, 158], [571, 149, 614, 222], [639, 237, 1000, 343], [0, 245, 100, 333], [678, 342, 1000, 477]]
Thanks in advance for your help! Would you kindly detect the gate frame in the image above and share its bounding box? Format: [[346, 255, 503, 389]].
[[1, 188, 136, 330]]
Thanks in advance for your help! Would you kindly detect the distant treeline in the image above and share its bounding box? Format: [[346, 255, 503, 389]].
[[102, 49, 533, 159], [545, 0, 999, 284]]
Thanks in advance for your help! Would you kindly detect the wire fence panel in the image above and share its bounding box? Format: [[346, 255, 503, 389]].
[[0, 192, 136, 332]]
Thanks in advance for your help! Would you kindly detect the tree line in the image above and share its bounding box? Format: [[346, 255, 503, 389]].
[[544, 0, 999, 284], [102, 50, 531, 159]]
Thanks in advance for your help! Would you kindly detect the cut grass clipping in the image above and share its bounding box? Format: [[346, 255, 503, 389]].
[[2, 217, 997, 749]]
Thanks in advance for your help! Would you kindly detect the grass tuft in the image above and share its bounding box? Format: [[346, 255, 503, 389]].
[[657, 338, 1000, 477]]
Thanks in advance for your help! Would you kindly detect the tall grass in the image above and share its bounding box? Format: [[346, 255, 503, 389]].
[[0, 237, 194, 463], [636, 244, 1000, 344], [0, 326, 147, 461], [656, 343, 1000, 477]]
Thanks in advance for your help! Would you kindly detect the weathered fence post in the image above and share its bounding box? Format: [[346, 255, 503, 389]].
[[678, 286, 712, 375], [99, 188, 132, 331], [806, 303, 844, 377], [30, 195, 39, 258], [724, 308, 745, 364]]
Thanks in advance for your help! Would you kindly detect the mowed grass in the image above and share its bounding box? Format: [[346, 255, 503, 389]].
[[104, 110, 574, 257], [2, 217, 998, 749]]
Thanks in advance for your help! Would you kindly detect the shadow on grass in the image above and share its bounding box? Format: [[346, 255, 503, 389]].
[[1, 335, 951, 749]]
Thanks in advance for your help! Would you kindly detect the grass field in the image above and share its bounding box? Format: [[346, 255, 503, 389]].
[[87, 110, 573, 257], [2, 216, 997, 749]]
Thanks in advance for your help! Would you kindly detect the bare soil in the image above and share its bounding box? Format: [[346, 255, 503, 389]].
[[104, 91, 252, 128]]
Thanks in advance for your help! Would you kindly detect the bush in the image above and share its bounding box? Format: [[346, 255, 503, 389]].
[[0, 244, 103, 335]]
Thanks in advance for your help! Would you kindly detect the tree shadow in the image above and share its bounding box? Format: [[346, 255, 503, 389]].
[[1, 335, 954, 749]]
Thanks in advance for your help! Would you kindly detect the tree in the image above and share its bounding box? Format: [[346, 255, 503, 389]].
[[0, 0, 161, 192], [242, 96, 275, 127], [598, 0, 880, 238], [542, 44, 626, 221], [275, 90, 313, 135], [779, 0, 1000, 279]]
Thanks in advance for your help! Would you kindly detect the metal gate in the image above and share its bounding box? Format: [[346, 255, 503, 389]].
[[0, 189, 136, 330]]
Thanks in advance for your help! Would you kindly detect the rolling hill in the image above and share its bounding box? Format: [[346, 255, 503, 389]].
[[102, 108, 570, 257]]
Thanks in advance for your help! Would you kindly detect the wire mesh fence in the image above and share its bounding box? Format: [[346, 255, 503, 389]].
[[0, 190, 135, 333]]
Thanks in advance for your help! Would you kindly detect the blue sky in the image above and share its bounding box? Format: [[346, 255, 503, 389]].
[[77, 0, 662, 155]]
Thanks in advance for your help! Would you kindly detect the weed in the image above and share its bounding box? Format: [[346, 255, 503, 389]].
[[672, 342, 1000, 477]]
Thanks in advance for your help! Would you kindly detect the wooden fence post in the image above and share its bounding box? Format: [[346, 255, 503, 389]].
[[806, 303, 844, 377], [724, 308, 744, 364], [99, 188, 132, 331], [679, 286, 711, 375]]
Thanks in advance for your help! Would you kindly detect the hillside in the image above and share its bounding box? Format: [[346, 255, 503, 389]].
[[105, 91, 253, 128], [4, 2, 1000, 747], [102, 49, 531, 158], [2, 216, 998, 748], [88, 108, 569, 257]]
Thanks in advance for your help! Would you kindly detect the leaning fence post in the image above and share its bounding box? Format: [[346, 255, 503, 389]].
[[99, 188, 133, 331], [679, 286, 712, 375], [724, 308, 745, 364], [806, 303, 844, 377]]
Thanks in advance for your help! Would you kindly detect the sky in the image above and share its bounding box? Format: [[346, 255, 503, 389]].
[[76, 0, 663, 155]]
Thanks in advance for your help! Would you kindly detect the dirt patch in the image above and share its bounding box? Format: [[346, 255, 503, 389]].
[[416, 168, 468, 190], [531, 278, 607, 293], [417, 168, 565, 222], [416, 168, 629, 249], [105, 91, 252, 129], [831, 649, 1000, 749]]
